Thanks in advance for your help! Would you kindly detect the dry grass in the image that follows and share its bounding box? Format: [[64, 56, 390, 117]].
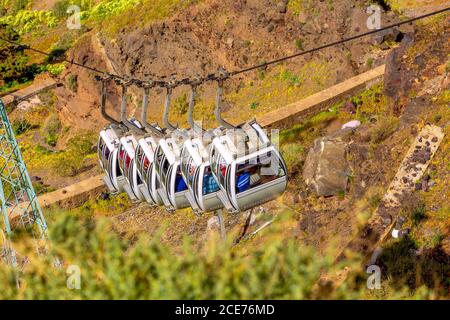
[[386, 0, 449, 12]]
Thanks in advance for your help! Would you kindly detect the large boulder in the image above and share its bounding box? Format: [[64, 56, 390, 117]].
[[303, 136, 350, 196]]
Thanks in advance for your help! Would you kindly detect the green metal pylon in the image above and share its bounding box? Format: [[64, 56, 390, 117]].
[[0, 99, 49, 267]]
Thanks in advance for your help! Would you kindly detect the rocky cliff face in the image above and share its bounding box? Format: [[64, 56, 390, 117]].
[[57, 0, 402, 132]]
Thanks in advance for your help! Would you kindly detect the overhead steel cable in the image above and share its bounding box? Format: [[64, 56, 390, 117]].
[[0, 36, 116, 78], [229, 6, 450, 76], [0, 6, 448, 87]]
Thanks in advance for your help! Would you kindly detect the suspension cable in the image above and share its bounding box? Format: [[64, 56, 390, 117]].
[[230, 6, 450, 76], [0, 6, 448, 87]]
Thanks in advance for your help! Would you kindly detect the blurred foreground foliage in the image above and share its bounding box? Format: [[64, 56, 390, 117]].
[[0, 212, 443, 300]]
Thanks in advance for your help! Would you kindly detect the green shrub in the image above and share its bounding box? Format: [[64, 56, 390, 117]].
[[0, 213, 330, 299], [42, 114, 61, 147], [279, 69, 301, 86], [0, 23, 38, 85], [295, 39, 304, 51], [378, 236, 450, 296], [80, 193, 133, 217], [250, 101, 259, 110], [85, 0, 141, 21], [40, 63, 66, 77], [51, 133, 97, 176], [287, 0, 309, 16], [0, 211, 442, 299], [0, 10, 58, 35], [437, 90, 450, 104], [351, 83, 387, 121], [370, 116, 399, 144], [280, 143, 304, 171], [173, 93, 189, 115], [12, 118, 36, 135], [368, 193, 382, 209], [411, 204, 426, 226], [67, 74, 78, 92], [45, 133, 59, 147]]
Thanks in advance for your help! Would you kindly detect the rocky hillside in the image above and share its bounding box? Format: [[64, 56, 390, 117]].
[[55, 0, 404, 132], [0, 0, 448, 299], [1, 0, 409, 188]]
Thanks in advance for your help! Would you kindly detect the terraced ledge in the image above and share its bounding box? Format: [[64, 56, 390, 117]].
[[9, 175, 105, 224], [257, 65, 386, 128], [1, 77, 60, 106], [37, 174, 106, 209]]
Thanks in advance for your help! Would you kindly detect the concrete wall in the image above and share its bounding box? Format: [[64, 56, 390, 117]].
[[38, 175, 106, 209], [2, 78, 59, 106], [257, 65, 385, 129]]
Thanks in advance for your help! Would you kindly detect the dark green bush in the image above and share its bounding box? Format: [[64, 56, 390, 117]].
[[0, 214, 323, 299], [0, 211, 443, 299], [12, 118, 36, 135], [411, 204, 426, 226], [0, 23, 40, 89]]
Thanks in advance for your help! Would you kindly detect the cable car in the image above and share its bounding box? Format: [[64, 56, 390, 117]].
[[153, 80, 198, 212], [134, 83, 166, 206], [118, 132, 146, 202], [97, 76, 130, 194], [154, 136, 194, 211], [113, 79, 151, 202], [181, 134, 231, 212], [210, 120, 288, 212], [180, 81, 233, 213], [135, 136, 163, 205], [98, 126, 127, 194], [208, 70, 288, 212]]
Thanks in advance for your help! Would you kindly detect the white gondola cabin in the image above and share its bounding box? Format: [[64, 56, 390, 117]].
[[97, 126, 127, 194], [181, 133, 233, 213], [135, 136, 163, 206], [209, 121, 288, 212], [154, 135, 194, 211], [118, 134, 150, 202]]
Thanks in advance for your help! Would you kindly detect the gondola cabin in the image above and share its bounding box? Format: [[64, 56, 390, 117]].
[[97, 127, 127, 194], [209, 121, 288, 212], [154, 137, 193, 211], [136, 136, 163, 206], [118, 134, 147, 202], [181, 137, 227, 213]]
